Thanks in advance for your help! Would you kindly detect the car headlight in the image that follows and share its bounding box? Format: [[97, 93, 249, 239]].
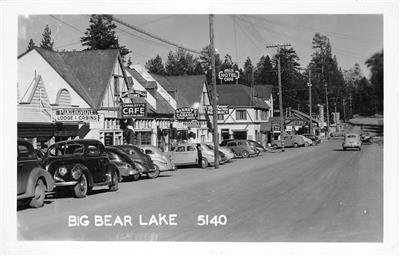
[[57, 166, 68, 176], [134, 162, 145, 173], [125, 163, 132, 169], [70, 166, 82, 180]]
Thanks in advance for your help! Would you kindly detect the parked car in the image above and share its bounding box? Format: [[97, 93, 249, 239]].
[[33, 149, 44, 161], [170, 143, 210, 168], [302, 133, 321, 145], [137, 145, 177, 172], [298, 135, 313, 147], [271, 135, 306, 149], [18, 139, 54, 208], [113, 145, 160, 179], [105, 146, 143, 181], [247, 140, 267, 152], [342, 133, 362, 151], [43, 139, 119, 198], [198, 143, 224, 165], [360, 132, 373, 144], [206, 143, 235, 162], [223, 140, 258, 158]]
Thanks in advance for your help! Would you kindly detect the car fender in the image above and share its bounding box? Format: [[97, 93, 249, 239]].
[[106, 162, 120, 179], [73, 163, 94, 187], [24, 167, 54, 197]]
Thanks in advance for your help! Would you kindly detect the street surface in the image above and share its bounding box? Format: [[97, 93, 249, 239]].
[[18, 139, 383, 242]]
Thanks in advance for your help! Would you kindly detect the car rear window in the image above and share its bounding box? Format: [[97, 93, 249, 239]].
[[347, 135, 357, 138], [48, 143, 84, 156], [187, 145, 196, 151]]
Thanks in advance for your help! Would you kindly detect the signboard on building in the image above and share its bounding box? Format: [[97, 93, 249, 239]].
[[204, 105, 229, 115], [175, 107, 198, 120], [121, 89, 147, 98], [218, 68, 240, 82], [120, 103, 146, 118], [54, 108, 99, 122], [185, 120, 201, 128]]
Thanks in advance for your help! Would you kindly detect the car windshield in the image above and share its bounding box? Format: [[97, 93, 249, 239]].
[[47, 143, 84, 157]]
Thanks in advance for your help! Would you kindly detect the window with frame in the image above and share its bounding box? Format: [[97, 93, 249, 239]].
[[261, 110, 268, 120], [114, 76, 120, 96], [255, 109, 259, 120], [236, 110, 247, 120], [18, 143, 35, 159], [217, 114, 224, 120]]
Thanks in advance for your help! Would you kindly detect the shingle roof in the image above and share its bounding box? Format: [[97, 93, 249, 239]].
[[254, 84, 273, 99], [59, 49, 120, 108], [216, 84, 270, 109], [150, 74, 206, 108], [35, 47, 96, 107], [154, 91, 175, 114], [126, 68, 157, 89]]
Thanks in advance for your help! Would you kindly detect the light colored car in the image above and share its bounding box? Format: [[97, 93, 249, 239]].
[[206, 143, 235, 162], [271, 135, 305, 149], [197, 143, 224, 165], [342, 133, 362, 151], [298, 135, 313, 147], [137, 145, 176, 172], [170, 143, 213, 168]]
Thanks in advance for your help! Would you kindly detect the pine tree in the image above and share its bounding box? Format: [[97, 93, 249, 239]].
[[254, 55, 275, 85], [40, 25, 54, 50], [145, 54, 166, 75], [242, 57, 254, 86], [80, 14, 130, 60], [26, 38, 36, 52]]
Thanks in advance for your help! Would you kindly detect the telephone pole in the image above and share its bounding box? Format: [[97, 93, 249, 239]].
[[307, 69, 313, 134], [349, 95, 353, 119], [322, 65, 330, 136], [266, 43, 291, 152], [342, 98, 346, 123], [209, 14, 219, 168]]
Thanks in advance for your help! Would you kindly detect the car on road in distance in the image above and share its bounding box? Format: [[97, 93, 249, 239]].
[[137, 145, 177, 172], [271, 135, 306, 149], [342, 133, 362, 151], [42, 139, 119, 198], [18, 139, 54, 208], [113, 145, 160, 179], [224, 140, 258, 158], [105, 146, 143, 181], [302, 133, 321, 145], [206, 143, 235, 162], [170, 143, 210, 168], [298, 135, 313, 147]]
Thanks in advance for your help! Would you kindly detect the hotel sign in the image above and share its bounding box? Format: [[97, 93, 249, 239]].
[[218, 68, 240, 82], [175, 107, 198, 120], [55, 108, 99, 122], [120, 103, 146, 118]]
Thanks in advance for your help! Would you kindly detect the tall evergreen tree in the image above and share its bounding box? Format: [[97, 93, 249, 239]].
[[365, 50, 383, 113], [80, 14, 130, 60], [200, 45, 223, 84], [26, 38, 36, 52], [40, 25, 54, 50], [145, 54, 166, 75], [254, 55, 275, 85], [164, 48, 203, 76], [242, 57, 254, 86]]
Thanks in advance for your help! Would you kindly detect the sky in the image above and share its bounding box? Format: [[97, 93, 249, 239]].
[[18, 14, 383, 77]]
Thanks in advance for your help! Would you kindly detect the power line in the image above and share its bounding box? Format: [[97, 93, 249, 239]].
[[49, 15, 84, 34]]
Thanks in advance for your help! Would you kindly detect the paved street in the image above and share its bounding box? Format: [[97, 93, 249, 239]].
[[18, 139, 383, 242]]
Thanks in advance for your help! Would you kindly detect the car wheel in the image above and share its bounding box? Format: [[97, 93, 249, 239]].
[[132, 173, 141, 181], [74, 174, 88, 198], [29, 179, 45, 208], [109, 171, 119, 191], [293, 143, 299, 148], [358, 147, 361, 151], [272, 144, 278, 150], [241, 150, 249, 158], [147, 165, 160, 179], [343, 147, 346, 151], [200, 157, 208, 168], [305, 142, 310, 147]]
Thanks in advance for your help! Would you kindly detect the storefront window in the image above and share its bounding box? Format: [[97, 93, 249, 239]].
[[236, 110, 247, 120]]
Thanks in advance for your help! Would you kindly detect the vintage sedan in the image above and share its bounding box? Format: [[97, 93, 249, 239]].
[[271, 135, 306, 149], [298, 135, 313, 147], [18, 139, 54, 208], [224, 140, 258, 158], [302, 133, 321, 145], [137, 145, 176, 172], [342, 133, 362, 151], [170, 143, 210, 168], [113, 145, 160, 179], [206, 143, 235, 162], [43, 139, 119, 198], [106, 146, 143, 181]]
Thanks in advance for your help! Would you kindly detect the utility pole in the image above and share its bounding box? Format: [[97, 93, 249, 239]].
[[266, 43, 291, 152], [342, 98, 346, 123], [307, 69, 313, 134], [322, 65, 330, 136], [209, 14, 219, 168], [349, 95, 353, 119], [334, 98, 338, 132]]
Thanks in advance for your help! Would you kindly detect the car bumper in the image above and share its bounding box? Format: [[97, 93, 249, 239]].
[[119, 167, 141, 177]]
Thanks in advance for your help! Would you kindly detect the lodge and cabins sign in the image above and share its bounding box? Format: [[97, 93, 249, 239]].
[[54, 108, 99, 122]]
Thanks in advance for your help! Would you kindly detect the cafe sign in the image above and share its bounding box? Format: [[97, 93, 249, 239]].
[[175, 107, 198, 120], [55, 108, 99, 122], [120, 103, 146, 118], [218, 68, 240, 82]]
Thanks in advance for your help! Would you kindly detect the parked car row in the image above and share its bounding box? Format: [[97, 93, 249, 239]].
[[270, 134, 321, 149], [16, 137, 276, 209]]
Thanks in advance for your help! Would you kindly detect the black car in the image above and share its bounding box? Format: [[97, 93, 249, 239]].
[[105, 146, 143, 181], [18, 139, 54, 208], [302, 134, 321, 145], [43, 139, 119, 198], [113, 145, 160, 179]]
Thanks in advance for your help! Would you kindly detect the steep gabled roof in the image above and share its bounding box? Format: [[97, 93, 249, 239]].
[[59, 49, 120, 108], [150, 74, 206, 108], [126, 67, 157, 89], [216, 84, 270, 109], [35, 47, 96, 107], [254, 84, 273, 99]]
